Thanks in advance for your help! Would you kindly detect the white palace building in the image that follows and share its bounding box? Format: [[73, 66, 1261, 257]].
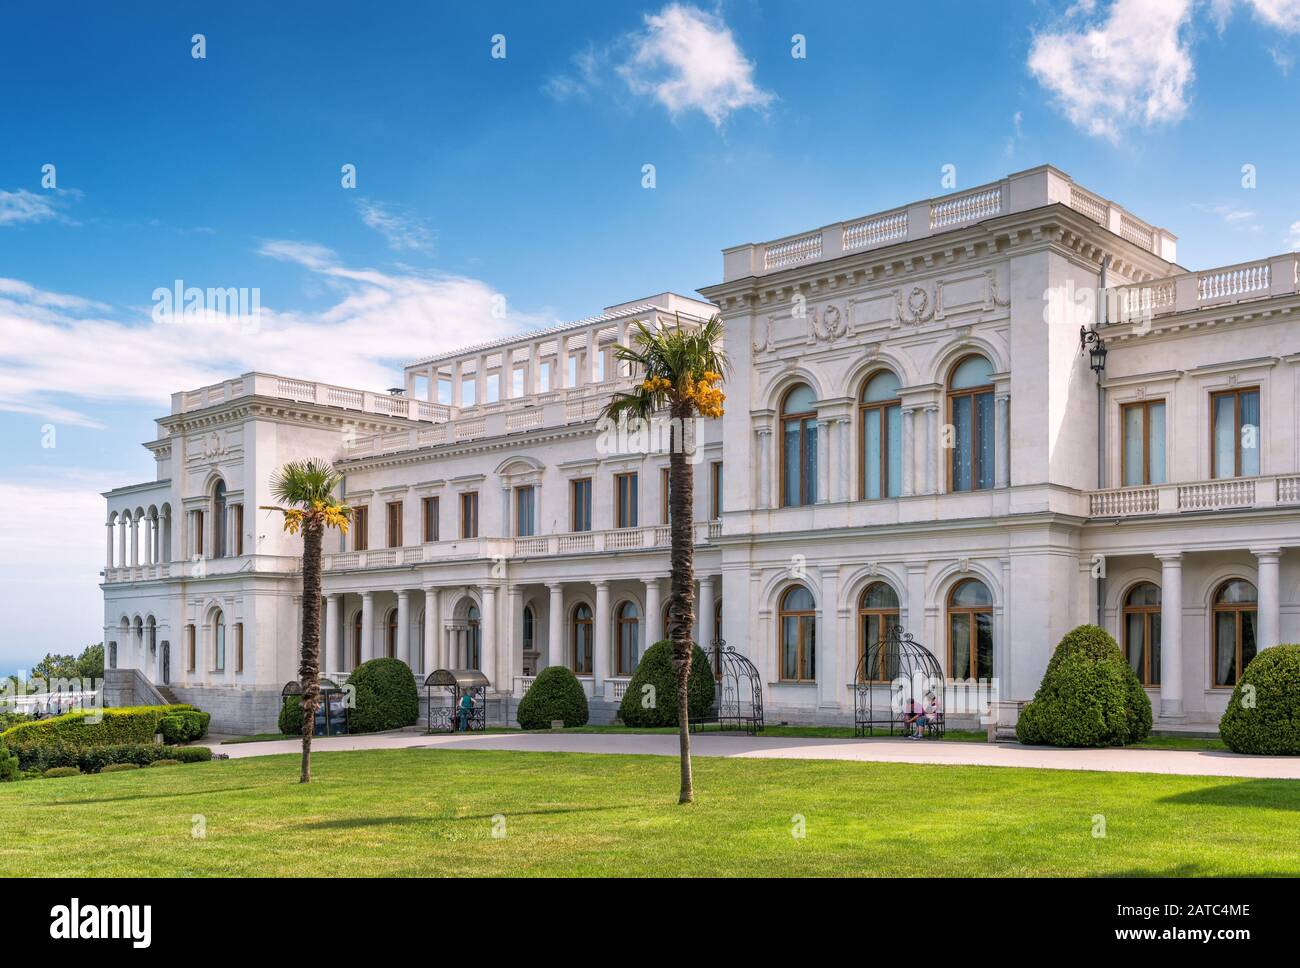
[[100, 165, 1300, 734]]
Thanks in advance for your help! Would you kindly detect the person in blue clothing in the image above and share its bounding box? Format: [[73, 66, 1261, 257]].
[[458, 689, 475, 732]]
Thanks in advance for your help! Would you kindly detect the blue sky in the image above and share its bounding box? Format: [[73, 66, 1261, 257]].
[[2, 0, 1299, 672]]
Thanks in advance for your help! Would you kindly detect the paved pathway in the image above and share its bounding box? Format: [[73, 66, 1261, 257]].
[[214, 731, 1300, 780]]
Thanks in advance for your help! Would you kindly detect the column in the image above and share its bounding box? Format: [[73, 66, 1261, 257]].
[[756, 428, 772, 508], [508, 586, 524, 686], [445, 627, 456, 668], [106, 522, 116, 568], [645, 577, 662, 645], [480, 585, 497, 689], [360, 592, 374, 663], [423, 587, 439, 671], [451, 360, 462, 407], [584, 328, 599, 383], [699, 576, 716, 648], [901, 408, 915, 497], [528, 341, 541, 393], [1156, 553, 1183, 719], [593, 580, 610, 691], [555, 336, 568, 389], [144, 518, 153, 565], [835, 417, 851, 503], [500, 349, 513, 400], [547, 582, 565, 669], [924, 406, 938, 494], [324, 594, 339, 673], [816, 417, 830, 503], [119, 517, 129, 567], [818, 572, 839, 707], [129, 515, 139, 566], [396, 589, 411, 667], [1254, 548, 1281, 650], [995, 393, 1010, 489]]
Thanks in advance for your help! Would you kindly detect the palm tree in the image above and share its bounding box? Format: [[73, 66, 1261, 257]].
[[261, 459, 351, 783], [604, 314, 728, 803]]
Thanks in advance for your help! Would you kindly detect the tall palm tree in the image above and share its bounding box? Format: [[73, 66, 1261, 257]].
[[604, 314, 728, 804], [261, 459, 351, 783]]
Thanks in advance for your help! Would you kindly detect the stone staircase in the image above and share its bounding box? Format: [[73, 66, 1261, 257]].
[[156, 685, 181, 705]]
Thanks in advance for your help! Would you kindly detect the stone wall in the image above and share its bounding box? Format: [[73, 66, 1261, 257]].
[[166, 684, 281, 734]]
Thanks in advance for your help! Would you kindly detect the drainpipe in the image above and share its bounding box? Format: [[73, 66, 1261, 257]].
[[1094, 256, 1111, 628]]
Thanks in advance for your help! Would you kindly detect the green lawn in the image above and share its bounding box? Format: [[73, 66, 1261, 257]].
[[1, 748, 1296, 876]]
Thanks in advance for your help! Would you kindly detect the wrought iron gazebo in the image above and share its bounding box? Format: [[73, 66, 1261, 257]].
[[853, 626, 945, 737], [693, 638, 764, 735], [424, 669, 490, 733], [280, 678, 349, 736]]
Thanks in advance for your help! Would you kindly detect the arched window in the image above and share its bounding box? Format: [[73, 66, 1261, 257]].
[[352, 611, 362, 669], [386, 609, 398, 659], [947, 579, 993, 680], [780, 384, 818, 507], [857, 582, 901, 681], [779, 586, 816, 681], [859, 371, 902, 500], [1123, 583, 1161, 686], [466, 604, 481, 670], [523, 605, 535, 652], [213, 609, 226, 673], [1213, 579, 1257, 687], [947, 355, 994, 492], [572, 603, 593, 675], [213, 480, 228, 558], [616, 601, 641, 676]]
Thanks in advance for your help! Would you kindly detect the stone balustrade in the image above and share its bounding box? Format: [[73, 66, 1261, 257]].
[[1088, 474, 1300, 518], [1111, 254, 1300, 322]]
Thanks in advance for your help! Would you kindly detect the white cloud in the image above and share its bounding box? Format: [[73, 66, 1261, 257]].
[[1028, 0, 1197, 141], [354, 197, 436, 254], [617, 3, 773, 126], [1242, 0, 1300, 31], [1287, 219, 1300, 249], [0, 248, 553, 427], [0, 188, 78, 226], [543, 45, 605, 101]]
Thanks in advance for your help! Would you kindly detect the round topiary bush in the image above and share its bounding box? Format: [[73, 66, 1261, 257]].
[[347, 657, 420, 733], [1016, 624, 1152, 747], [0, 743, 18, 782], [278, 696, 303, 735], [100, 763, 140, 773], [517, 666, 589, 729], [1219, 644, 1300, 755], [149, 759, 182, 768], [618, 640, 716, 728], [42, 766, 81, 778]]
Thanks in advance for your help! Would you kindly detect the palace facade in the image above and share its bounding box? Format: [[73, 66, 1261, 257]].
[[101, 166, 1300, 733]]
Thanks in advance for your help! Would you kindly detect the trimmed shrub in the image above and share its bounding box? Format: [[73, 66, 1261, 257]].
[[1017, 625, 1152, 747], [0, 712, 31, 732], [0, 743, 18, 782], [14, 741, 210, 774], [149, 759, 182, 768], [619, 641, 716, 728], [101, 763, 140, 773], [168, 746, 213, 763], [0, 703, 194, 752], [347, 658, 419, 733], [42, 766, 81, 778], [1220, 644, 1300, 755], [278, 695, 303, 735], [159, 710, 210, 745], [517, 667, 589, 729]]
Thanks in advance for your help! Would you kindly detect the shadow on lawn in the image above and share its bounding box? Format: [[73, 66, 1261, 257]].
[[1158, 779, 1300, 812], [47, 785, 271, 807], [297, 804, 632, 831]]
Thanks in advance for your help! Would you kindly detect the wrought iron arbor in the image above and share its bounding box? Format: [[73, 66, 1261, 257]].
[[853, 626, 945, 737], [280, 678, 349, 736], [424, 669, 489, 733], [694, 638, 764, 735]]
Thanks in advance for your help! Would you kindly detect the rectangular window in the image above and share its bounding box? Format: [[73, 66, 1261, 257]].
[[861, 403, 902, 499], [422, 496, 440, 542], [1211, 387, 1260, 479], [235, 623, 244, 674], [660, 467, 671, 524], [460, 492, 479, 539], [949, 390, 994, 492], [233, 504, 244, 556], [571, 478, 592, 532], [214, 621, 225, 673], [710, 461, 723, 518], [193, 510, 205, 558], [615, 472, 638, 529], [186, 625, 196, 672], [386, 501, 403, 548], [1121, 400, 1167, 486], [515, 485, 536, 536], [352, 506, 369, 551]]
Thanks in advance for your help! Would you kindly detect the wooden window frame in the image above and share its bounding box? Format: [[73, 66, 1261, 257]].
[[1122, 586, 1161, 686], [1210, 387, 1261, 479], [515, 485, 536, 537], [571, 604, 593, 675], [615, 602, 640, 676], [856, 584, 901, 682], [385, 609, 398, 658], [778, 589, 816, 682], [234, 622, 244, 674], [1212, 583, 1258, 688], [352, 506, 369, 551], [858, 393, 902, 501], [386, 500, 404, 549], [946, 377, 994, 493], [185, 624, 196, 673], [946, 583, 993, 680], [460, 492, 479, 539], [614, 472, 638, 529], [1121, 399, 1165, 486], [233, 504, 244, 556], [660, 467, 671, 525], [193, 510, 205, 559], [780, 390, 817, 507], [710, 461, 723, 519], [571, 478, 592, 532], [422, 496, 440, 543], [351, 612, 363, 669]]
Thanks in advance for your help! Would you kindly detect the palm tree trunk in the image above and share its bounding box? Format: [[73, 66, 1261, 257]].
[[668, 404, 696, 804], [299, 517, 324, 784]]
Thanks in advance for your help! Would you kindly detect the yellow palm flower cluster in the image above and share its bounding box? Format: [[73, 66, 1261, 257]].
[[683, 371, 726, 418], [641, 375, 673, 395], [319, 500, 352, 534]]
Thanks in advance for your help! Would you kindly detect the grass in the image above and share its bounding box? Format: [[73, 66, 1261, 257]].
[[1, 747, 1296, 877]]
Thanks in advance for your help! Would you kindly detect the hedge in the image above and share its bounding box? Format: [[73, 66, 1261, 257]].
[[0, 743, 18, 782], [1016, 625, 1151, 747], [278, 695, 303, 735], [12, 741, 214, 773], [517, 667, 589, 729], [159, 710, 210, 745], [618, 641, 716, 728], [1219, 644, 1300, 755], [348, 658, 419, 733], [42, 767, 81, 778], [0, 703, 195, 751]]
